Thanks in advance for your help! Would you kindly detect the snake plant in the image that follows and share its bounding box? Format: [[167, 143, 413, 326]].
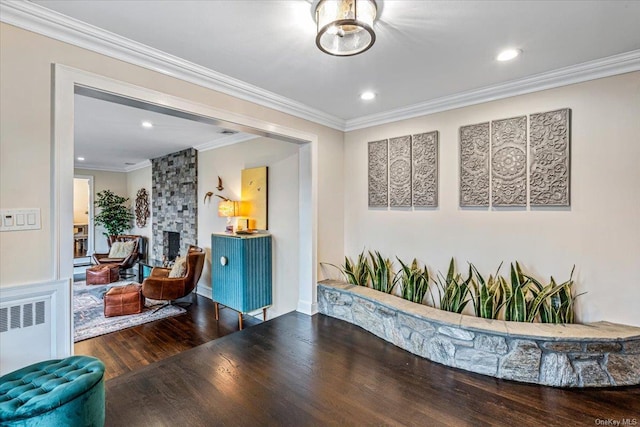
[[525, 266, 581, 323], [503, 262, 530, 322], [322, 251, 583, 324], [435, 258, 473, 313], [395, 258, 430, 304], [321, 250, 370, 287], [470, 263, 505, 319], [369, 251, 395, 293]]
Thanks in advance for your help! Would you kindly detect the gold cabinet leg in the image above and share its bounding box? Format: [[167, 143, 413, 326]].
[[263, 308, 267, 321], [214, 302, 219, 320], [238, 312, 243, 330]]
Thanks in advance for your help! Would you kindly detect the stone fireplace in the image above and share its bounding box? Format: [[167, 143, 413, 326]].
[[151, 148, 198, 261], [162, 231, 180, 262]]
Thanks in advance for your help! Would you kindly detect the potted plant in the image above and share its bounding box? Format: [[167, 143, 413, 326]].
[[94, 190, 133, 239]]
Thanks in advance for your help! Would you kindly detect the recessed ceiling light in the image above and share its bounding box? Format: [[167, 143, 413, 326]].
[[361, 91, 376, 101], [497, 48, 521, 62], [142, 121, 153, 128], [77, 157, 85, 161]]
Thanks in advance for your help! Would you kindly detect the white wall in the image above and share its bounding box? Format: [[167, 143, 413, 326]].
[[126, 165, 152, 260], [72, 178, 89, 224], [0, 21, 342, 373], [343, 72, 640, 327], [1, 22, 344, 289], [197, 137, 300, 318], [74, 168, 128, 254]]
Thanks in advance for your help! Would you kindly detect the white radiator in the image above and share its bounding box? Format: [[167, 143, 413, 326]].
[[0, 279, 72, 375]]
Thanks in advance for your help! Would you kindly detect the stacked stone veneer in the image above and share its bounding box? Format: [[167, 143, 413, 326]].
[[152, 148, 198, 260], [318, 280, 640, 388]]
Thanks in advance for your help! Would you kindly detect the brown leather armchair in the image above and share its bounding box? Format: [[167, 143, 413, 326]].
[[92, 235, 146, 278], [141, 246, 205, 311]]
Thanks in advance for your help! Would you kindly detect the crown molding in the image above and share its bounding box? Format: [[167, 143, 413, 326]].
[[76, 159, 150, 173], [74, 164, 127, 173], [194, 133, 260, 153], [3, 1, 639, 134], [344, 49, 640, 131], [0, 0, 345, 131]]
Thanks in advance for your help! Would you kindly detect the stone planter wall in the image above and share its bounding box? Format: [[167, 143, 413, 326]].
[[317, 280, 640, 387]]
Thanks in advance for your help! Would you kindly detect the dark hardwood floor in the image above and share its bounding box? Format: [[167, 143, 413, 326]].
[[105, 311, 640, 427], [74, 293, 260, 380]]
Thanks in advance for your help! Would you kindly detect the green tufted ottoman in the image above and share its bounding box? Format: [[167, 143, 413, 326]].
[[0, 356, 105, 427]]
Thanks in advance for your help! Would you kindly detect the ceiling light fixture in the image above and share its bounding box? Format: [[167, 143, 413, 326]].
[[360, 91, 376, 100], [314, 0, 378, 57], [497, 48, 521, 62], [141, 121, 153, 128], [77, 157, 85, 161]]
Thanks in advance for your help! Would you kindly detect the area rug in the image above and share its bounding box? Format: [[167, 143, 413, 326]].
[[73, 280, 186, 342]]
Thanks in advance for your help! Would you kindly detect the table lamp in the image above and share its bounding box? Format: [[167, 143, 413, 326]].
[[218, 200, 239, 233]]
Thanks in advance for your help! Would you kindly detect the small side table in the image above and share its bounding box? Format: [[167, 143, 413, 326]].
[[137, 259, 164, 283]]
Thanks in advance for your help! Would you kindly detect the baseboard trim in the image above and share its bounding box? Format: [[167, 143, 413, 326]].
[[196, 284, 212, 300], [297, 300, 318, 316]]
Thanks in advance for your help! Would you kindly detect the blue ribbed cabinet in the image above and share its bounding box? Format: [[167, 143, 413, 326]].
[[211, 233, 272, 329]]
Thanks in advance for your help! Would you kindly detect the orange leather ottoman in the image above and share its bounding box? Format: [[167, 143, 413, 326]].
[[86, 263, 120, 285], [104, 284, 145, 317]]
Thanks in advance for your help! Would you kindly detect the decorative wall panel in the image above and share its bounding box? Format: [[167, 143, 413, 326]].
[[241, 166, 268, 229], [368, 139, 388, 207], [491, 116, 527, 206], [459, 123, 490, 207], [411, 131, 438, 207], [389, 136, 412, 207], [529, 109, 571, 206], [152, 148, 198, 260]]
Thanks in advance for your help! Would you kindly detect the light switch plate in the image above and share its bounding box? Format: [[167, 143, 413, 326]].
[[0, 209, 41, 231]]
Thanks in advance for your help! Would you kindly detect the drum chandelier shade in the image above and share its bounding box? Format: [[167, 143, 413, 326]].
[[315, 0, 377, 56]]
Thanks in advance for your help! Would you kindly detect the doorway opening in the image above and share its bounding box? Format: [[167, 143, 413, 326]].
[[53, 64, 318, 357], [73, 175, 93, 279]]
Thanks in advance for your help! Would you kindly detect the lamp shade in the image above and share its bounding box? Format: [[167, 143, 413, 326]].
[[315, 0, 377, 56], [218, 200, 239, 217]]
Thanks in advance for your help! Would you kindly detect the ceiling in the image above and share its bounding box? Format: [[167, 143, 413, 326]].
[[3, 1, 639, 170], [73, 94, 253, 171], [27, 0, 640, 123]]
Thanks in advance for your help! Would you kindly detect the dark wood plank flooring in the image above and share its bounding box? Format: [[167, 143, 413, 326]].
[[75, 293, 259, 381], [105, 312, 640, 426]]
